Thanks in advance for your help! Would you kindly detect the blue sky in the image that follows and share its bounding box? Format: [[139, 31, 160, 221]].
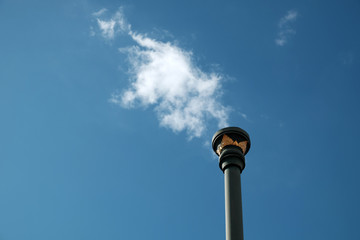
[[1, 0, 360, 239]]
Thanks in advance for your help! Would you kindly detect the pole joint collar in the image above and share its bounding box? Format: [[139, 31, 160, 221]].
[[219, 146, 245, 172]]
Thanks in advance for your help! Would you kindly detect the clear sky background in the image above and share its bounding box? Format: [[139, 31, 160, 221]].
[[1, 0, 360, 239]]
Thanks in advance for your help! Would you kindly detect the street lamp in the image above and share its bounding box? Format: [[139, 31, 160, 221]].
[[212, 127, 251, 240]]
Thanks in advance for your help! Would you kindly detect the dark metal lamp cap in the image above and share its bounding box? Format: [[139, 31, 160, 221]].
[[212, 127, 251, 156]]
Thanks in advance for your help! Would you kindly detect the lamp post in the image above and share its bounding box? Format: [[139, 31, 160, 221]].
[[212, 127, 251, 240]]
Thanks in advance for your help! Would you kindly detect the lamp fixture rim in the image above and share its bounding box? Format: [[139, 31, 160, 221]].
[[212, 127, 251, 155]]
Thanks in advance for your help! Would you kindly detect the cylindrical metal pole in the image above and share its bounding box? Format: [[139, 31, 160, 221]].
[[219, 147, 245, 240], [224, 165, 243, 240], [212, 127, 251, 240]]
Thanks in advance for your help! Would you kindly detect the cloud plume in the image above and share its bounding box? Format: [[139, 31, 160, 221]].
[[275, 10, 298, 46], [93, 9, 229, 138]]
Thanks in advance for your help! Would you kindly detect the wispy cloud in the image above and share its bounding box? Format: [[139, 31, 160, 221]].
[[92, 8, 229, 138], [97, 18, 116, 39], [275, 10, 298, 46], [240, 113, 248, 121], [92, 8, 107, 17], [94, 8, 130, 40]]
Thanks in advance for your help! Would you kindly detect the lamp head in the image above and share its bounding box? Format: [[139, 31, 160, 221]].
[[212, 127, 251, 156]]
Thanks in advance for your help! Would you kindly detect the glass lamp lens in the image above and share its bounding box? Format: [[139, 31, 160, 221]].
[[216, 134, 248, 155]]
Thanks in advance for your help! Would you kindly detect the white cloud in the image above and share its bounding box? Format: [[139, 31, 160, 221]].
[[240, 113, 248, 120], [95, 8, 130, 39], [279, 10, 298, 27], [95, 9, 229, 138], [92, 8, 107, 17], [97, 18, 116, 39], [275, 10, 298, 46]]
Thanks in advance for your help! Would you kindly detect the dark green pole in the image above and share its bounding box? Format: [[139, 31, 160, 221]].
[[212, 127, 251, 240], [221, 148, 245, 240]]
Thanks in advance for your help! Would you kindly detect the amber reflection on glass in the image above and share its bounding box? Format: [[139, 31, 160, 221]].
[[216, 134, 248, 155]]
